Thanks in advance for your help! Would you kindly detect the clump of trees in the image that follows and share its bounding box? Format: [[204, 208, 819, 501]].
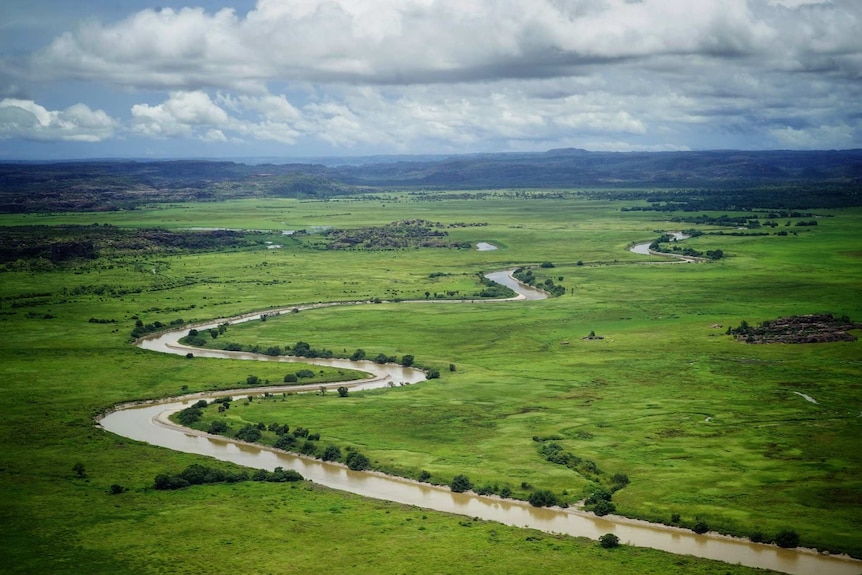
[[154, 463, 301, 490], [513, 267, 566, 296]]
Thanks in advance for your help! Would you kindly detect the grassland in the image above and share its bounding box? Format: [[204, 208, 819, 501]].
[[1, 194, 860, 574]]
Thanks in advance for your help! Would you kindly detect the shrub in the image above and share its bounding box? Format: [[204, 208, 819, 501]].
[[599, 533, 620, 548], [337, 386, 349, 397], [693, 521, 709, 534], [345, 451, 370, 471], [418, 470, 431, 482], [774, 529, 799, 548], [450, 474, 472, 493], [284, 373, 298, 383], [208, 420, 228, 434], [322, 445, 342, 461], [528, 489, 558, 508], [589, 500, 616, 516]]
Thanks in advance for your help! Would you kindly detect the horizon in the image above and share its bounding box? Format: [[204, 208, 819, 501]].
[[2, 1, 861, 160]]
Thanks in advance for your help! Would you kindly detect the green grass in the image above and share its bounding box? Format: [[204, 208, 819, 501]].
[[1, 196, 860, 573]]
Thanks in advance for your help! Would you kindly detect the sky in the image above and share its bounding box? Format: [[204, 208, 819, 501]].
[[0, 0, 860, 160]]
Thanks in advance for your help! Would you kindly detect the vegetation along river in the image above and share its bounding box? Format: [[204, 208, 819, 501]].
[[98, 269, 861, 575]]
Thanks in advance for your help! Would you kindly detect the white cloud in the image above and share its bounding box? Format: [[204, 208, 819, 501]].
[[131, 91, 230, 138], [0, 98, 115, 142], [4, 0, 861, 152], [27, 0, 818, 89], [770, 124, 856, 149]]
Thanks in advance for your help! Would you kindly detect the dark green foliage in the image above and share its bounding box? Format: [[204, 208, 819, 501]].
[[589, 500, 616, 517], [693, 521, 709, 534], [774, 530, 800, 548], [345, 451, 370, 471], [337, 386, 349, 397], [528, 489, 558, 507], [540, 261, 555, 268], [400, 355, 414, 367], [274, 435, 297, 450], [176, 406, 203, 426], [72, 462, 86, 479], [450, 474, 472, 493], [350, 349, 366, 361], [295, 369, 315, 379], [322, 445, 342, 462], [284, 373, 298, 383], [427, 368, 440, 379], [599, 533, 620, 548], [299, 440, 319, 456], [208, 420, 228, 434], [109, 484, 126, 495], [418, 470, 431, 482], [246, 375, 260, 385], [235, 425, 262, 443]]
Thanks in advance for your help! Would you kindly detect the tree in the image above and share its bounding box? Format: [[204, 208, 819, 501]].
[[693, 521, 709, 534], [450, 474, 472, 493], [774, 529, 799, 548], [528, 489, 558, 507], [322, 445, 342, 461], [284, 373, 298, 383], [337, 386, 349, 397], [589, 500, 616, 516], [350, 349, 366, 361], [345, 451, 370, 471], [400, 355, 414, 367], [72, 462, 86, 478], [599, 533, 620, 548]]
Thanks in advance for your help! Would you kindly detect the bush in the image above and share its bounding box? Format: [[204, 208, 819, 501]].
[[337, 386, 349, 397], [450, 474, 472, 493], [693, 521, 709, 534], [589, 500, 616, 516], [322, 445, 342, 461], [599, 533, 620, 548], [345, 451, 370, 471], [284, 373, 298, 383], [528, 489, 558, 508], [208, 420, 228, 434], [774, 529, 800, 548]]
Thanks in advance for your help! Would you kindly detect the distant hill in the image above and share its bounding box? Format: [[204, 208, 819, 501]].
[[1, 149, 860, 212]]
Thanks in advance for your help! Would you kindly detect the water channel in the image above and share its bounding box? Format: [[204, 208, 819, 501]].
[[98, 269, 861, 575]]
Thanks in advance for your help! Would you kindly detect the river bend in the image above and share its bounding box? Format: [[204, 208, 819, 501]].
[[98, 270, 860, 575]]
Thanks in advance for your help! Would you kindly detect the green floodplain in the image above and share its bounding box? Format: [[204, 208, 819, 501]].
[[1, 193, 861, 574]]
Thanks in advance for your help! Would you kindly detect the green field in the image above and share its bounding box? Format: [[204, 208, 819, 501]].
[[1, 194, 860, 574]]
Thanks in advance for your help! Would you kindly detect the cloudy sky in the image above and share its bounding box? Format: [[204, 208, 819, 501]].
[[1, 0, 860, 160]]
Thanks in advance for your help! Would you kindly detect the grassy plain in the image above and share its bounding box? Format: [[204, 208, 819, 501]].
[[1, 195, 860, 573]]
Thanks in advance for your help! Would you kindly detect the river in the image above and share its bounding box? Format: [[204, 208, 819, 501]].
[[97, 270, 861, 575]]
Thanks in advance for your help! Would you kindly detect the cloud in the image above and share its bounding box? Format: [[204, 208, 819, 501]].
[[26, 0, 816, 90], [4, 1, 861, 152], [0, 99, 116, 142]]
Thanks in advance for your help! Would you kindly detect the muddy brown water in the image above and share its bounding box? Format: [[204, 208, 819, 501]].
[[98, 271, 861, 575]]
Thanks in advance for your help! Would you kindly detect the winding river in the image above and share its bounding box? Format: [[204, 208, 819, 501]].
[[98, 269, 861, 575]]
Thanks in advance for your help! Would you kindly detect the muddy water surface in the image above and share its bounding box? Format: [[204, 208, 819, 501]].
[[99, 271, 861, 575]]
